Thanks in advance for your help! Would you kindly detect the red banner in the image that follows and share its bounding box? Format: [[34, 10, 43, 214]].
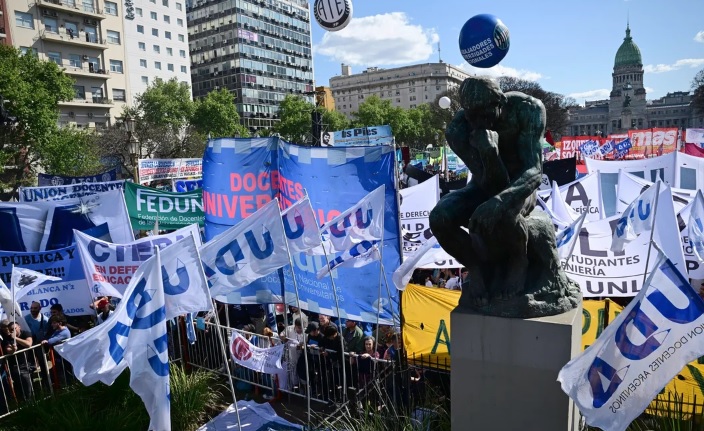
[[684, 143, 704, 158], [559, 128, 679, 160]]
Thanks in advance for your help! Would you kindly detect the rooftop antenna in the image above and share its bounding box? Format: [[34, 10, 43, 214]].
[[438, 42, 442, 63]]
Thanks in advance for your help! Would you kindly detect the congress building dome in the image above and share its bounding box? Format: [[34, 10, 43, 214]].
[[614, 24, 642, 68]]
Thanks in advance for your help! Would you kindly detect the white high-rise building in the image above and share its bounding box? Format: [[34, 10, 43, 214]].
[[123, 0, 191, 99]]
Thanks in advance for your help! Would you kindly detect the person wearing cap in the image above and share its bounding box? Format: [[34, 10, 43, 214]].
[[297, 321, 324, 395], [1, 319, 34, 400], [95, 298, 113, 325]]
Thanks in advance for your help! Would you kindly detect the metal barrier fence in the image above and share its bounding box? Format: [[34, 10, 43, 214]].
[[182, 321, 400, 408]]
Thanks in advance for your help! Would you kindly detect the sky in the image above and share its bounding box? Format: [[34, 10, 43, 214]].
[[308, 0, 704, 105]]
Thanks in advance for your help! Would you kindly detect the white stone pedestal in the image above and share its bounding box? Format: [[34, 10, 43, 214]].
[[451, 306, 582, 431]]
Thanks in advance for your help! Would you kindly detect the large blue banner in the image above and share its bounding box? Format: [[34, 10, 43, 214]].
[[202, 138, 401, 324], [329, 125, 394, 147], [0, 246, 92, 317], [38, 168, 118, 186]]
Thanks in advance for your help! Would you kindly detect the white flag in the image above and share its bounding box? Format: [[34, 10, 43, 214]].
[[319, 185, 385, 254], [316, 240, 381, 279], [688, 190, 704, 262], [0, 279, 31, 333], [159, 233, 211, 320], [200, 199, 289, 298], [11, 267, 61, 300], [229, 331, 285, 374], [549, 180, 579, 224], [281, 195, 322, 254], [611, 181, 659, 252], [56, 248, 171, 431], [555, 210, 588, 260], [558, 249, 704, 431], [392, 236, 440, 291]]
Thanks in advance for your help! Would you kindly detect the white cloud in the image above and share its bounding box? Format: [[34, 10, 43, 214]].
[[455, 63, 543, 82], [567, 89, 611, 101], [645, 86, 654, 94], [315, 13, 439, 66], [644, 58, 704, 73], [695, 31, 704, 43]]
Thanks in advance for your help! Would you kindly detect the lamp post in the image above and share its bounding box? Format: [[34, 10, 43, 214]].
[[123, 115, 139, 183]]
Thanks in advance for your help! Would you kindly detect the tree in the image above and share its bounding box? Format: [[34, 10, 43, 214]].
[[274, 95, 315, 143], [693, 68, 704, 114], [38, 127, 103, 176], [321, 108, 350, 133], [192, 88, 249, 138], [497, 77, 572, 138], [0, 45, 75, 198]]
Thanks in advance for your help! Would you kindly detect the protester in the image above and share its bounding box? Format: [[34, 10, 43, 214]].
[[356, 336, 379, 388], [24, 301, 49, 344], [42, 314, 71, 347], [280, 318, 305, 387], [49, 304, 81, 335], [342, 319, 365, 354], [1, 319, 34, 401], [95, 298, 113, 325]]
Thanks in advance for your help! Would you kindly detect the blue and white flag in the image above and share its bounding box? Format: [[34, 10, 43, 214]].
[[200, 199, 289, 298], [599, 140, 615, 156], [579, 140, 600, 158], [159, 233, 211, 320], [555, 209, 588, 260], [316, 240, 381, 279], [392, 236, 443, 290], [56, 248, 171, 430], [614, 138, 632, 159], [611, 182, 659, 252], [318, 185, 385, 254], [558, 249, 704, 431], [689, 190, 704, 262], [282, 195, 322, 254]]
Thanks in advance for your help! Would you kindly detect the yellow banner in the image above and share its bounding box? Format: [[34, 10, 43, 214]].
[[401, 283, 459, 368]]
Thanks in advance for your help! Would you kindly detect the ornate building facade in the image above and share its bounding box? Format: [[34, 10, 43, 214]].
[[567, 25, 703, 137]]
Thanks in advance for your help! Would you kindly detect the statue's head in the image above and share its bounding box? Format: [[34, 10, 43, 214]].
[[459, 76, 506, 130]]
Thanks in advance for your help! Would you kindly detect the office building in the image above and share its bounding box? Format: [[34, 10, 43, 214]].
[[329, 62, 470, 119], [187, 0, 314, 132], [5, 0, 131, 128], [567, 24, 703, 136], [122, 0, 191, 98]]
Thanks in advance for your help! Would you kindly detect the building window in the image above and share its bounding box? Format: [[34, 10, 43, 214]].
[[74, 85, 86, 100], [153, 45, 160, 54], [179, 49, 186, 58], [178, 34, 185, 42], [164, 15, 170, 24], [15, 11, 34, 29], [113, 89, 126, 102], [44, 17, 58, 33], [163, 0, 169, 5], [47, 51, 62, 66], [176, 2, 182, 10], [181, 65, 187, 73], [152, 28, 158, 37], [151, 11, 157, 20], [136, 7, 143, 17], [142, 76, 149, 84], [177, 18, 183, 27], [137, 25, 144, 34], [155, 61, 162, 70], [165, 31, 172, 39], [168, 63, 174, 71], [107, 30, 121, 44], [167, 48, 173, 56], [109, 59, 123, 73], [140, 59, 147, 67], [150, 0, 155, 3], [69, 54, 81, 68], [138, 42, 146, 51], [105, 1, 118, 15]]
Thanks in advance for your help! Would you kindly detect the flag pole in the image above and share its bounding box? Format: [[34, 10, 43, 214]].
[[11, 264, 16, 345], [374, 204, 386, 348], [563, 200, 591, 265], [192, 232, 242, 430], [641, 181, 662, 289], [277, 201, 312, 428]]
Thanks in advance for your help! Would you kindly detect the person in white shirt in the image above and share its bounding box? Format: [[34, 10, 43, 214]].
[[445, 274, 461, 290], [279, 318, 305, 386], [424, 276, 433, 287], [95, 298, 114, 325]]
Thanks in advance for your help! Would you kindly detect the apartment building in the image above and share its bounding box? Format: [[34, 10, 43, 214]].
[[329, 62, 470, 119], [187, 0, 314, 132], [123, 0, 191, 98], [5, 0, 129, 128], [0, 0, 11, 45]]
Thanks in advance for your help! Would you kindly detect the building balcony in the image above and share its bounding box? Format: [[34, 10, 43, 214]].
[[35, 0, 105, 20], [63, 64, 111, 79], [39, 30, 107, 50], [0, 28, 5, 39], [59, 97, 113, 108]]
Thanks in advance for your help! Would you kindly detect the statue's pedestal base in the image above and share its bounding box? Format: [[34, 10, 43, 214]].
[[451, 305, 582, 431]]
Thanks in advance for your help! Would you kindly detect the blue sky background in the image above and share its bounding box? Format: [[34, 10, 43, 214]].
[[309, 0, 704, 105]]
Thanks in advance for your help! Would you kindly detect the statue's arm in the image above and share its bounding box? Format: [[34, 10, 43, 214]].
[[496, 100, 544, 208]]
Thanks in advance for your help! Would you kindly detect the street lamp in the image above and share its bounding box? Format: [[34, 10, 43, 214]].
[[122, 115, 139, 183]]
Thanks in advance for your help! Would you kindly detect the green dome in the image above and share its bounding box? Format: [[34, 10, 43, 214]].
[[614, 25, 642, 68]]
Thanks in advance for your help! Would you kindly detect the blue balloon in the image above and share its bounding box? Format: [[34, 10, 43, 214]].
[[459, 14, 510, 68]]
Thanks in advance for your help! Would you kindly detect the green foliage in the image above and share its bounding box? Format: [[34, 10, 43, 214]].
[[0, 366, 223, 431], [192, 88, 249, 138], [0, 45, 75, 196], [275, 95, 315, 143], [135, 78, 194, 131], [692, 69, 704, 114], [38, 127, 103, 176], [321, 108, 350, 133]]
